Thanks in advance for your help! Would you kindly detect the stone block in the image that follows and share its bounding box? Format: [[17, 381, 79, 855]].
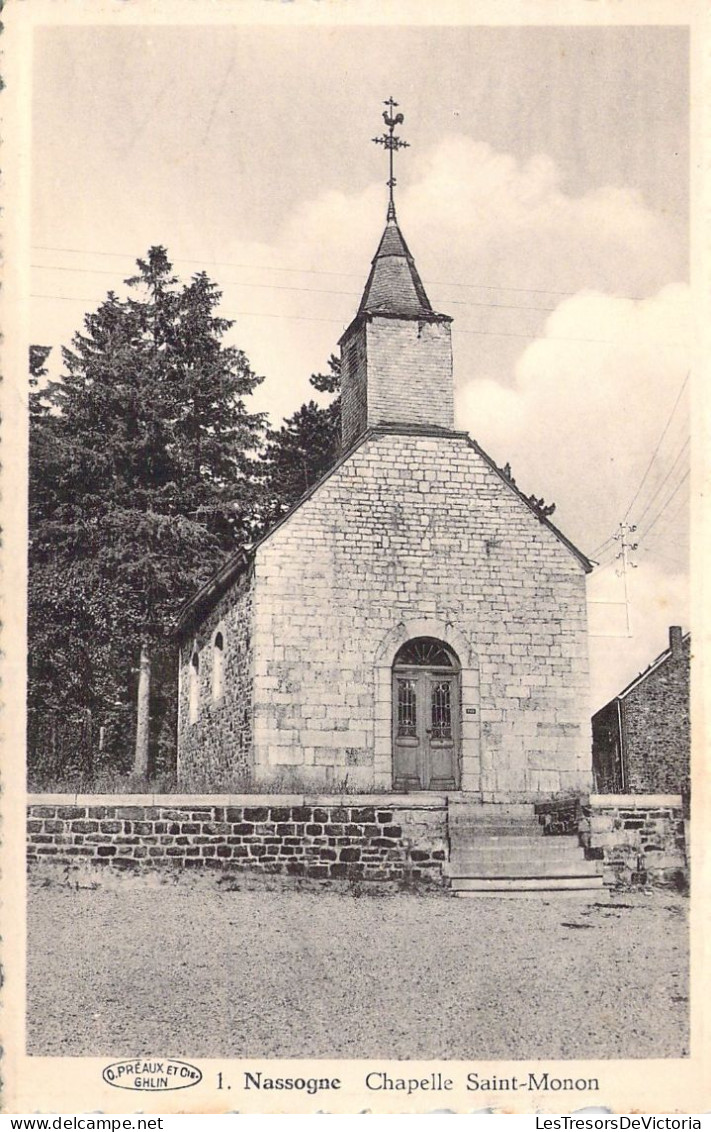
[[243, 808, 268, 822]]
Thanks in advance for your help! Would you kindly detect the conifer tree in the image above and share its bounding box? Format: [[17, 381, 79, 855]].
[[257, 355, 341, 532], [28, 248, 266, 783]]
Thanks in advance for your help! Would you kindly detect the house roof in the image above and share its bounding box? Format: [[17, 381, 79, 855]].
[[593, 629, 691, 715], [617, 630, 690, 699], [176, 424, 594, 637]]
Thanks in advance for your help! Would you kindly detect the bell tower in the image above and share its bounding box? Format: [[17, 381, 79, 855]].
[[339, 100, 454, 450]]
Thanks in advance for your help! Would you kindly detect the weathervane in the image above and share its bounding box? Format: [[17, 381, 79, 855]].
[[372, 97, 409, 221]]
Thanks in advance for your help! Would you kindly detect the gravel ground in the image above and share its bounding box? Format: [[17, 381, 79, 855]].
[[27, 870, 688, 1060]]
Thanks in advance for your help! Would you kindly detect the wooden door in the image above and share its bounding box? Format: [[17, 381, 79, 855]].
[[392, 666, 460, 790], [425, 672, 459, 790]]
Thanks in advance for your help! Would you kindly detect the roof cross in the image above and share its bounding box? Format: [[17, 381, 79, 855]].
[[372, 97, 410, 221]]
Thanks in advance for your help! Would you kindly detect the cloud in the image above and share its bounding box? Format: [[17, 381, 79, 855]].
[[459, 283, 691, 712], [253, 135, 683, 312], [407, 137, 676, 271], [224, 135, 686, 416], [35, 133, 686, 428], [459, 284, 691, 550]]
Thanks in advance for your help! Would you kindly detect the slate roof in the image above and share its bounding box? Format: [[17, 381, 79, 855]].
[[356, 218, 444, 320]]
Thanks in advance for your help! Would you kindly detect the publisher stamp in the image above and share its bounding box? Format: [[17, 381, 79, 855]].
[[102, 1061, 202, 1092]]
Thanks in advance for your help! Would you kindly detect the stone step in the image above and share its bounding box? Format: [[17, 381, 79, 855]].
[[446, 858, 602, 879], [451, 816, 543, 825], [450, 828, 543, 837], [449, 833, 551, 848], [451, 815, 543, 826], [448, 803, 536, 819], [449, 838, 583, 858], [450, 875, 606, 893], [448, 852, 587, 870], [453, 888, 610, 902]]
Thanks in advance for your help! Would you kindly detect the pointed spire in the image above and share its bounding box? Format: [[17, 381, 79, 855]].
[[358, 216, 435, 318], [362, 99, 447, 322]]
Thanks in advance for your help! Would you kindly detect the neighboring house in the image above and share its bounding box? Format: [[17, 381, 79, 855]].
[[176, 199, 594, 798], [592, 626, 691, 794]]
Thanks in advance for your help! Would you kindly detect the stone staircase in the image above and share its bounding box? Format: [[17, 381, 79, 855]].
[[446, 801, 606, 899]]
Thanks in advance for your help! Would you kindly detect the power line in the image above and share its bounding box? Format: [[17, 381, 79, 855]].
[[29, 264, 568, 315], [594, 473, 689, 571], [30, 294, 346, 326], [590, 379, 689, 565], [637, 544, 688, 571], [589, 534, 616, 558], [31, 243, 690, 304], [636, 469, 690, 543], [632, 436, 690, 529], [30, 292, 688, 347], [622, 371, 690, 521]]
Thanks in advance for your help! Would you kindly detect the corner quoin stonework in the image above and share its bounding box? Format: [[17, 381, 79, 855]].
[[178, 429, 591, 799]]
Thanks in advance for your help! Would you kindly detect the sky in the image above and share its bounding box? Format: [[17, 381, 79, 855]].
[[30, 21, 691, 710]]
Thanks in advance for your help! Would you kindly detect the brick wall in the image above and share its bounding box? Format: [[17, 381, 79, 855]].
[[28, 793, 686, 889], [177, 575, 254, 791], [248, 429, 590, 798], [622, 636, 690, 793], [27, 794, 448, 884]]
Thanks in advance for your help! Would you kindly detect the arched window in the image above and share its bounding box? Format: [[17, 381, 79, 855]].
[[212, 631, 224, 702], [189, 651, 199, 724], [393, 637, 459, 670]]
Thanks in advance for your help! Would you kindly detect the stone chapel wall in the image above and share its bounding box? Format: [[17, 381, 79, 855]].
[[365, 318, 454, 432], [340, 326, 369, 449], [340, 317, 454, 447], [251, 430, 591, 799], [177, 574, 254, 790]]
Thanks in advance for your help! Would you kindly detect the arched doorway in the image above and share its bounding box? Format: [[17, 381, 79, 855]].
[[392, 637, 461, 791]]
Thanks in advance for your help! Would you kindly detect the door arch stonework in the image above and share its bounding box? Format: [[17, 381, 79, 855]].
[[392, 638, 461, 790]]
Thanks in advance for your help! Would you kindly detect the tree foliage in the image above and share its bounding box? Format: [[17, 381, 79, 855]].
[[28, 248, 266, 782], [257, 354, 341, 533]]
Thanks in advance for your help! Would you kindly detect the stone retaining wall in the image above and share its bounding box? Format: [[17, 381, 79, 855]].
[[582, 794, 686, 886], [27, 793, 688, 888], [537, 794, 686, 885], [27, 794, 448, 884]]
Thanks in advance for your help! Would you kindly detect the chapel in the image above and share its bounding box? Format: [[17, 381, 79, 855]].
[[176, 113, 594, 799]]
